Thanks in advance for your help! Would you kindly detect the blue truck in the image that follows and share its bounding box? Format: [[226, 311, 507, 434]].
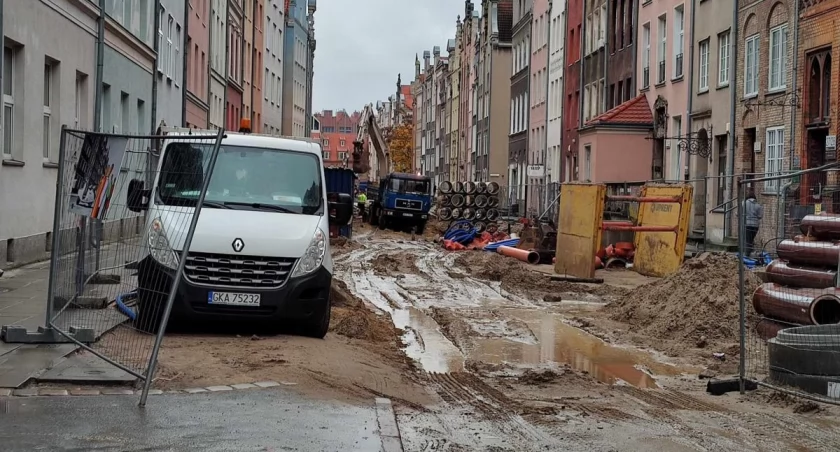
[[367, 172, 433, 233]]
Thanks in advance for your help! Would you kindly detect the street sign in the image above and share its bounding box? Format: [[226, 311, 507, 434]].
[[527, 165, 544, 177]]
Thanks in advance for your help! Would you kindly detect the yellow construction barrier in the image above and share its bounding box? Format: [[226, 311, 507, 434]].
[[554, 182, 693, 279]]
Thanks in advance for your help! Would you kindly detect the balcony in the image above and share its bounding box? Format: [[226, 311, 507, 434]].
[[675, 53, 683, 78], [643, 67, 650, 88], [657, 60, 666, 84]]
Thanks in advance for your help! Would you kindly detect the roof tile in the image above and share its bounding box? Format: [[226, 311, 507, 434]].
[[585, 94, 653, 127]]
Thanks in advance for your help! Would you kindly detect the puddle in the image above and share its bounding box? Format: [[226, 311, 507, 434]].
[[466, 309, 691, 388], [392, 307, 465, 373]]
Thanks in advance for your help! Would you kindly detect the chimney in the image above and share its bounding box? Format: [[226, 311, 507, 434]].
[[415, 54, 421, 79], [423, 50, 430, 71], [433, 46, 440, 65], [466, 0, 473, 18]]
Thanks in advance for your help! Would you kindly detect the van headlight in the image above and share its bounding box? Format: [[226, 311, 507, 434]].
[[292, 228, 326, 278], [148, 217, 178, 270]]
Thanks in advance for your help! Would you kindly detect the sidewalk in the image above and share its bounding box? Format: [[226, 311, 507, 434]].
[[0, 387, 390, 452], [0, 260, 50, 358]]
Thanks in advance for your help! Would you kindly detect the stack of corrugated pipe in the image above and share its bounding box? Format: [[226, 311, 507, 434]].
[[436, 181, 501, 234], [754, 214, 840, 338]]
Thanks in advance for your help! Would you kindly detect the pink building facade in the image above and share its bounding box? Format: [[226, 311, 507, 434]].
[[186, 0, 211, 128], [459, 4, 479, 182], [637, 0, 691, 181], [528, 0, 549, 214]]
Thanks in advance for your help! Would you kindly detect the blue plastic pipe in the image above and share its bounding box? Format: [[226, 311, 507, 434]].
[[115, 291, 138, 320]]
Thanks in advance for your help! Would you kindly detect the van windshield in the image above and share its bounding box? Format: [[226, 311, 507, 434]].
[[388, 178, 430, 195], [156, 143, 322, 215]]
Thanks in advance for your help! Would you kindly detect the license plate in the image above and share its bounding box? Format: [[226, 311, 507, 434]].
[[208, 291, 261, 306], [403, 213, 413, 217]]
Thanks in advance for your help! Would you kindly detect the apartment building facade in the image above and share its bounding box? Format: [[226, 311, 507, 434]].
[[529, 0, 549, 215], [411, 55, 424, 173], [313, 109, 359, 167], [186, 0, 211, 128], [547, 0, 566, 185], [458, 2, 480, 182], [209, 0, 227, 129], [689, 0, 734, 243], [226, 0, 243, 130], [156, 0, 186, 129], [447, 36, 461, 183], [510, 0, 531, 210], [734, 0, 796, 248], [563, 0, 582, 181], [263, 0, 285, 135], [638, 0, 691, 181], [474, 0, 513, 185], [607, 0, 637, 110], [281, 0, 309, 137]]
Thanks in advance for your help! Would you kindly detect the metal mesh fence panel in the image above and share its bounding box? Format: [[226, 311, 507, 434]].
[[47, 128, 222, 389], [740, 164, 840, 405]]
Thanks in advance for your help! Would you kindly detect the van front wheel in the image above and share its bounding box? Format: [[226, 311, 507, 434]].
[[302, 300, 331, 339]]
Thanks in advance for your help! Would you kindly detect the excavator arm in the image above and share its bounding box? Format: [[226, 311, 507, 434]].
[[352, 104, 390, 181]]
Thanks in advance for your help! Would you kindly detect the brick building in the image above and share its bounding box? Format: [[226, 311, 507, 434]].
[[735, 0, 797, 247], [312, 110, 360, 167], [796, 0, 840, 210]]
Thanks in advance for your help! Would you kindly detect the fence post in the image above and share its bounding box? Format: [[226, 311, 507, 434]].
[[45, 126, 68, 327], [737, 175, 746, 394], [139, 127, 226, 407]]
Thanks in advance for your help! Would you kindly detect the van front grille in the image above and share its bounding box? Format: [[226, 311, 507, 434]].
[[184, 252, 296, 289]]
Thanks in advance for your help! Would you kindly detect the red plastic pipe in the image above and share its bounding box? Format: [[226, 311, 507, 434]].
[[605, 196, 681, 203], [765, 260, 836, 289], [497, 245, 540, 265], [800, 214, 840, 240], [777, 240, 840, 267], [752, 283, 840, 325]]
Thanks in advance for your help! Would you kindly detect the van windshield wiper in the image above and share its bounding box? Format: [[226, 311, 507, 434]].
[[222, 201, 297, 214], [201, 201, 232, 209]]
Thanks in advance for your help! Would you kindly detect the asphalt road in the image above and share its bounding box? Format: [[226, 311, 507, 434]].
[[0, 389, 383, 452]]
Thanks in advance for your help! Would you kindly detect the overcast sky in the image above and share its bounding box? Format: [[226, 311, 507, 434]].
[[312, 0, 465, 113]]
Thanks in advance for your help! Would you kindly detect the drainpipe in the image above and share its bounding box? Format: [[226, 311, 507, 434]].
[[250, 0, 257, 130], [725, 0, 739, 237], [544, 1, 552, 208], [686, 0, 696, 170], [94, 0, 106, 132], [222, 1, 229, 129], [788, 0, 799, 170], [0, 0, 4, 144], [150, 0, 160, 135], [181, 2, 189, 127], [579, 1, 586, 163]]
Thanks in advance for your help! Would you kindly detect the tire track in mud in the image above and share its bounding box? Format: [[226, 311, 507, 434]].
[[426, 372, 556, 446], [616, 386, 726, 412]]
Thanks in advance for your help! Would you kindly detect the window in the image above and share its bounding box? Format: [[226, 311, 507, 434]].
[[769, 24, 788, 91], [584, 145, 591, 180], [765, 127, 784, 192], [699, 39, 709, 91], [137, 99, 145, 134], [657, 15, 667, 83], [643, 23, 651, 87], [745, 35, 759, 96], [323, 139, 329, 148], [674, 5, 684, 78], [175, 24, 181, 83], [166, 15, 174, 78], [716, 135, 728, 205], [718, 31, 730, 85], [43, 62, 52, 159], [3, 45, 14, 157], [157, 6, 165, 72], [340, 139, 346, 147], [338, 151, 348, 161]]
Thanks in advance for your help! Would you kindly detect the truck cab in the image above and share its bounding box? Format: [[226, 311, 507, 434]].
[[368, 172, 432, 233]]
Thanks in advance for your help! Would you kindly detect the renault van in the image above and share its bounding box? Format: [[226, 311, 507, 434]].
[[127, 132, 351, 338]]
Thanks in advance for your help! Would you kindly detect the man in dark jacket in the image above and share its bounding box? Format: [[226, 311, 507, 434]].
[[744, 190, 764, 257]]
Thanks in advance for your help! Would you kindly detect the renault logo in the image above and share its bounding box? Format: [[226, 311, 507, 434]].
[[231, 238, 245, 253]]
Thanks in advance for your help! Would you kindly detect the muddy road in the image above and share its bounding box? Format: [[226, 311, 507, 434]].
[[332, 227, 840, 451]]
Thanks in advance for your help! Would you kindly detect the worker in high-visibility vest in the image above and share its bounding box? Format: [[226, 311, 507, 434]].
[[356, 190, 367, 219]]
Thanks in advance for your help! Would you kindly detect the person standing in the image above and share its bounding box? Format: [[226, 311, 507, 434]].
[[356, 190, 367, 220], [744, 190, 764, 257]]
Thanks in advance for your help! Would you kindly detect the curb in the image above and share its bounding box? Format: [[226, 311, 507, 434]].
[[0, 380, 298, 398], [375, 397, 404, 452]]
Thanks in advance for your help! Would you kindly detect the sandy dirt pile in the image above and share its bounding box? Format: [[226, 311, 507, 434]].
[[330, 279, 399, 343], [453, 251, 630, 300], [330, 236, 361, 257], [370, 253, 420, 277], [606, 252, 761, 347]]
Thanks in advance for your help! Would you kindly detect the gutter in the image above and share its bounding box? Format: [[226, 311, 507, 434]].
[[579, 1, 586, 160], [182, 1, 190, 126], [150, 0, 160, 134], [544, 0, 552, 190], [686, 0, 696, 177], [95, 0, 106, 132], [789, 0, 799, 170], [250, 0, 257, 130], [725, 0, 739, 236]]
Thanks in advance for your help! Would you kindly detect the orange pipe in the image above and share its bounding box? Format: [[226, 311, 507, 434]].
[[497, 246, 540, 265]]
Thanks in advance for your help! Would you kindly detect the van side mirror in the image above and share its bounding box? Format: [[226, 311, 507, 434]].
[[127, 179, 150, 212], [327, 192, 353, 225]]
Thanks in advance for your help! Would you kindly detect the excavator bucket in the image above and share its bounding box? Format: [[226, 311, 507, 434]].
[[352, 141, 369, 174]]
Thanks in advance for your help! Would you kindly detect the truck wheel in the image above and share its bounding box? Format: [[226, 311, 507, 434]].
[[369, 206, 379, 226], [135, 288, 165, 334], [302, 300, 331, 339], [416, 221, 426, 234], [378, 212, 387, 229]]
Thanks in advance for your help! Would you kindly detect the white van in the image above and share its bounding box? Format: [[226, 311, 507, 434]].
[[127, 132, 352, 338]]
